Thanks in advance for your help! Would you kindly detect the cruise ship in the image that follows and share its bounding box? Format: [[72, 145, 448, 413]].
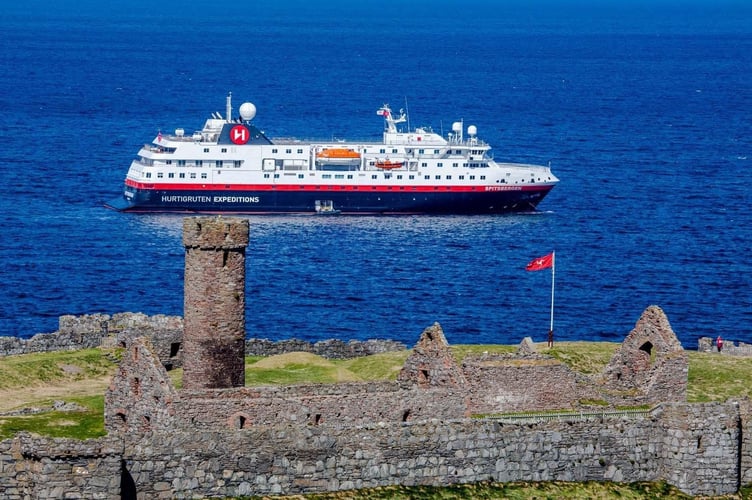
[[105, 94, 559, 214]]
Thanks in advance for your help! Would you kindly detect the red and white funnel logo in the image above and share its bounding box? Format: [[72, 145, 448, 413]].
[[230, 125, 250, 145]]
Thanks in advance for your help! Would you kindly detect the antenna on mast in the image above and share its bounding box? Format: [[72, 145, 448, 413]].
[[404, 97, 410, 131]]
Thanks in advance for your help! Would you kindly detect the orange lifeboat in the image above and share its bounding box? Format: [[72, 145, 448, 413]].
[[316, 148, 361, 162], [375, 159, 404, 170]]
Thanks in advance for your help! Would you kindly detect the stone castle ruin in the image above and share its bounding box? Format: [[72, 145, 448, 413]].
[[2, 216, 752, 498]]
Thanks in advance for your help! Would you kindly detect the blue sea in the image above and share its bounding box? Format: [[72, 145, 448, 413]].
[[1, 0, 750, 348]]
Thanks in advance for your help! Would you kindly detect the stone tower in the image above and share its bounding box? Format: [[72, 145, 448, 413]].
[[182, 216, 249, 390]]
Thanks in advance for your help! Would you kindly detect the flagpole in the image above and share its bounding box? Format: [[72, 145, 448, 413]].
[[550, 251, 555, 332]]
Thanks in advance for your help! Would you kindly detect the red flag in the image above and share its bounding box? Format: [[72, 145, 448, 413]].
[[526, 252, 554, 271], [157, 131, 162, 142]]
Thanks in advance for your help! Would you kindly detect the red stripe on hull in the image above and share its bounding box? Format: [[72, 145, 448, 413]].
[[124, 178, 548, 193]]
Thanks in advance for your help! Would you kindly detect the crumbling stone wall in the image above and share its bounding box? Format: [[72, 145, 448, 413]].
[[177, 384, 468, 429], [698, 336, 752, 356], [656, 402, 742, 495], [110, 402, 741, 498], [0, 313, 183, 368], [0, 435, 122, 500], [601, 305, 688, 404], [0, 313, 404, 366], [462, 353, 601, 413], [740, 399, 752, 487], [3, 402, 748, 498], [245, 337, 406, 358]]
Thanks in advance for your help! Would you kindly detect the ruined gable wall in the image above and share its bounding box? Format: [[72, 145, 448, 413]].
[[104, 338, 179, 435], [398, 323, 468, 388], [601, 306, 688, 404]]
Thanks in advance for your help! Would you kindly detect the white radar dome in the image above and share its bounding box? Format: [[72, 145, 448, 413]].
[[239, 102, 257, 121], [467, 125, 477, 136], [452, 122, 462, 133]]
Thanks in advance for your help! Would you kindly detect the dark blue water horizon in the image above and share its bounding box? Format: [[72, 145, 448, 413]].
[[0, 0, 750, 348]]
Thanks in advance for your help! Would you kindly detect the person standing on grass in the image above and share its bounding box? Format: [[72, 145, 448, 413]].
[[717, 335, 723, 352]]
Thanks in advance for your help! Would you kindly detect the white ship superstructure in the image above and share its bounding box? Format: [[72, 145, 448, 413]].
[[106, 94, 558, 214]]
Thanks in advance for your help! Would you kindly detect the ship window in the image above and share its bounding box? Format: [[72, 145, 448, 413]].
[[421, 163, 428, 168], [335, 174, 344, 179], [190, 173, 196, 179], [299, 174, 305, 179], [297, 149, 303, 154], [201, 173, 207, 179], [480, 175, 486, 180], [418, 149, 425, 154], [372, 175, 378, 179], [434, 149, 440, 154], [145, 172, 152, 179], [274, 174, 280, 178], [392, 149, 398, 154], [446, 175, 451, 180], [196, 160, 203, 166], [438, 163, 443, 167], [452, 163, 459, 167], [166, 160, 172, 165], [469, 175, 475, 180], [215, 160, 223, 167], [384, 173, 392, 179], [272, 148, 278, 153], [203, 148, 209, 153], [435, 175, 441, 180], [322, 174, 332, 179], [168, 173, 174, 178], [409, 175, 415, 180], [379, 149, 386, 154], [179, 173, 185, 179], [221, 148, 227, 153], [286, 149, 292, 154], [459, 175, 464, 180], [234, 161, 242, 167], [397, 175, 403, 179], [157, 172, 163, 178], [424, 175, 430, 180], [264, 173, 270, 178], [347, 174, 353, 179]]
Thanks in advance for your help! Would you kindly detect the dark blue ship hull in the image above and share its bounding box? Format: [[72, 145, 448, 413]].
[[105, 185, 555, 214]]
